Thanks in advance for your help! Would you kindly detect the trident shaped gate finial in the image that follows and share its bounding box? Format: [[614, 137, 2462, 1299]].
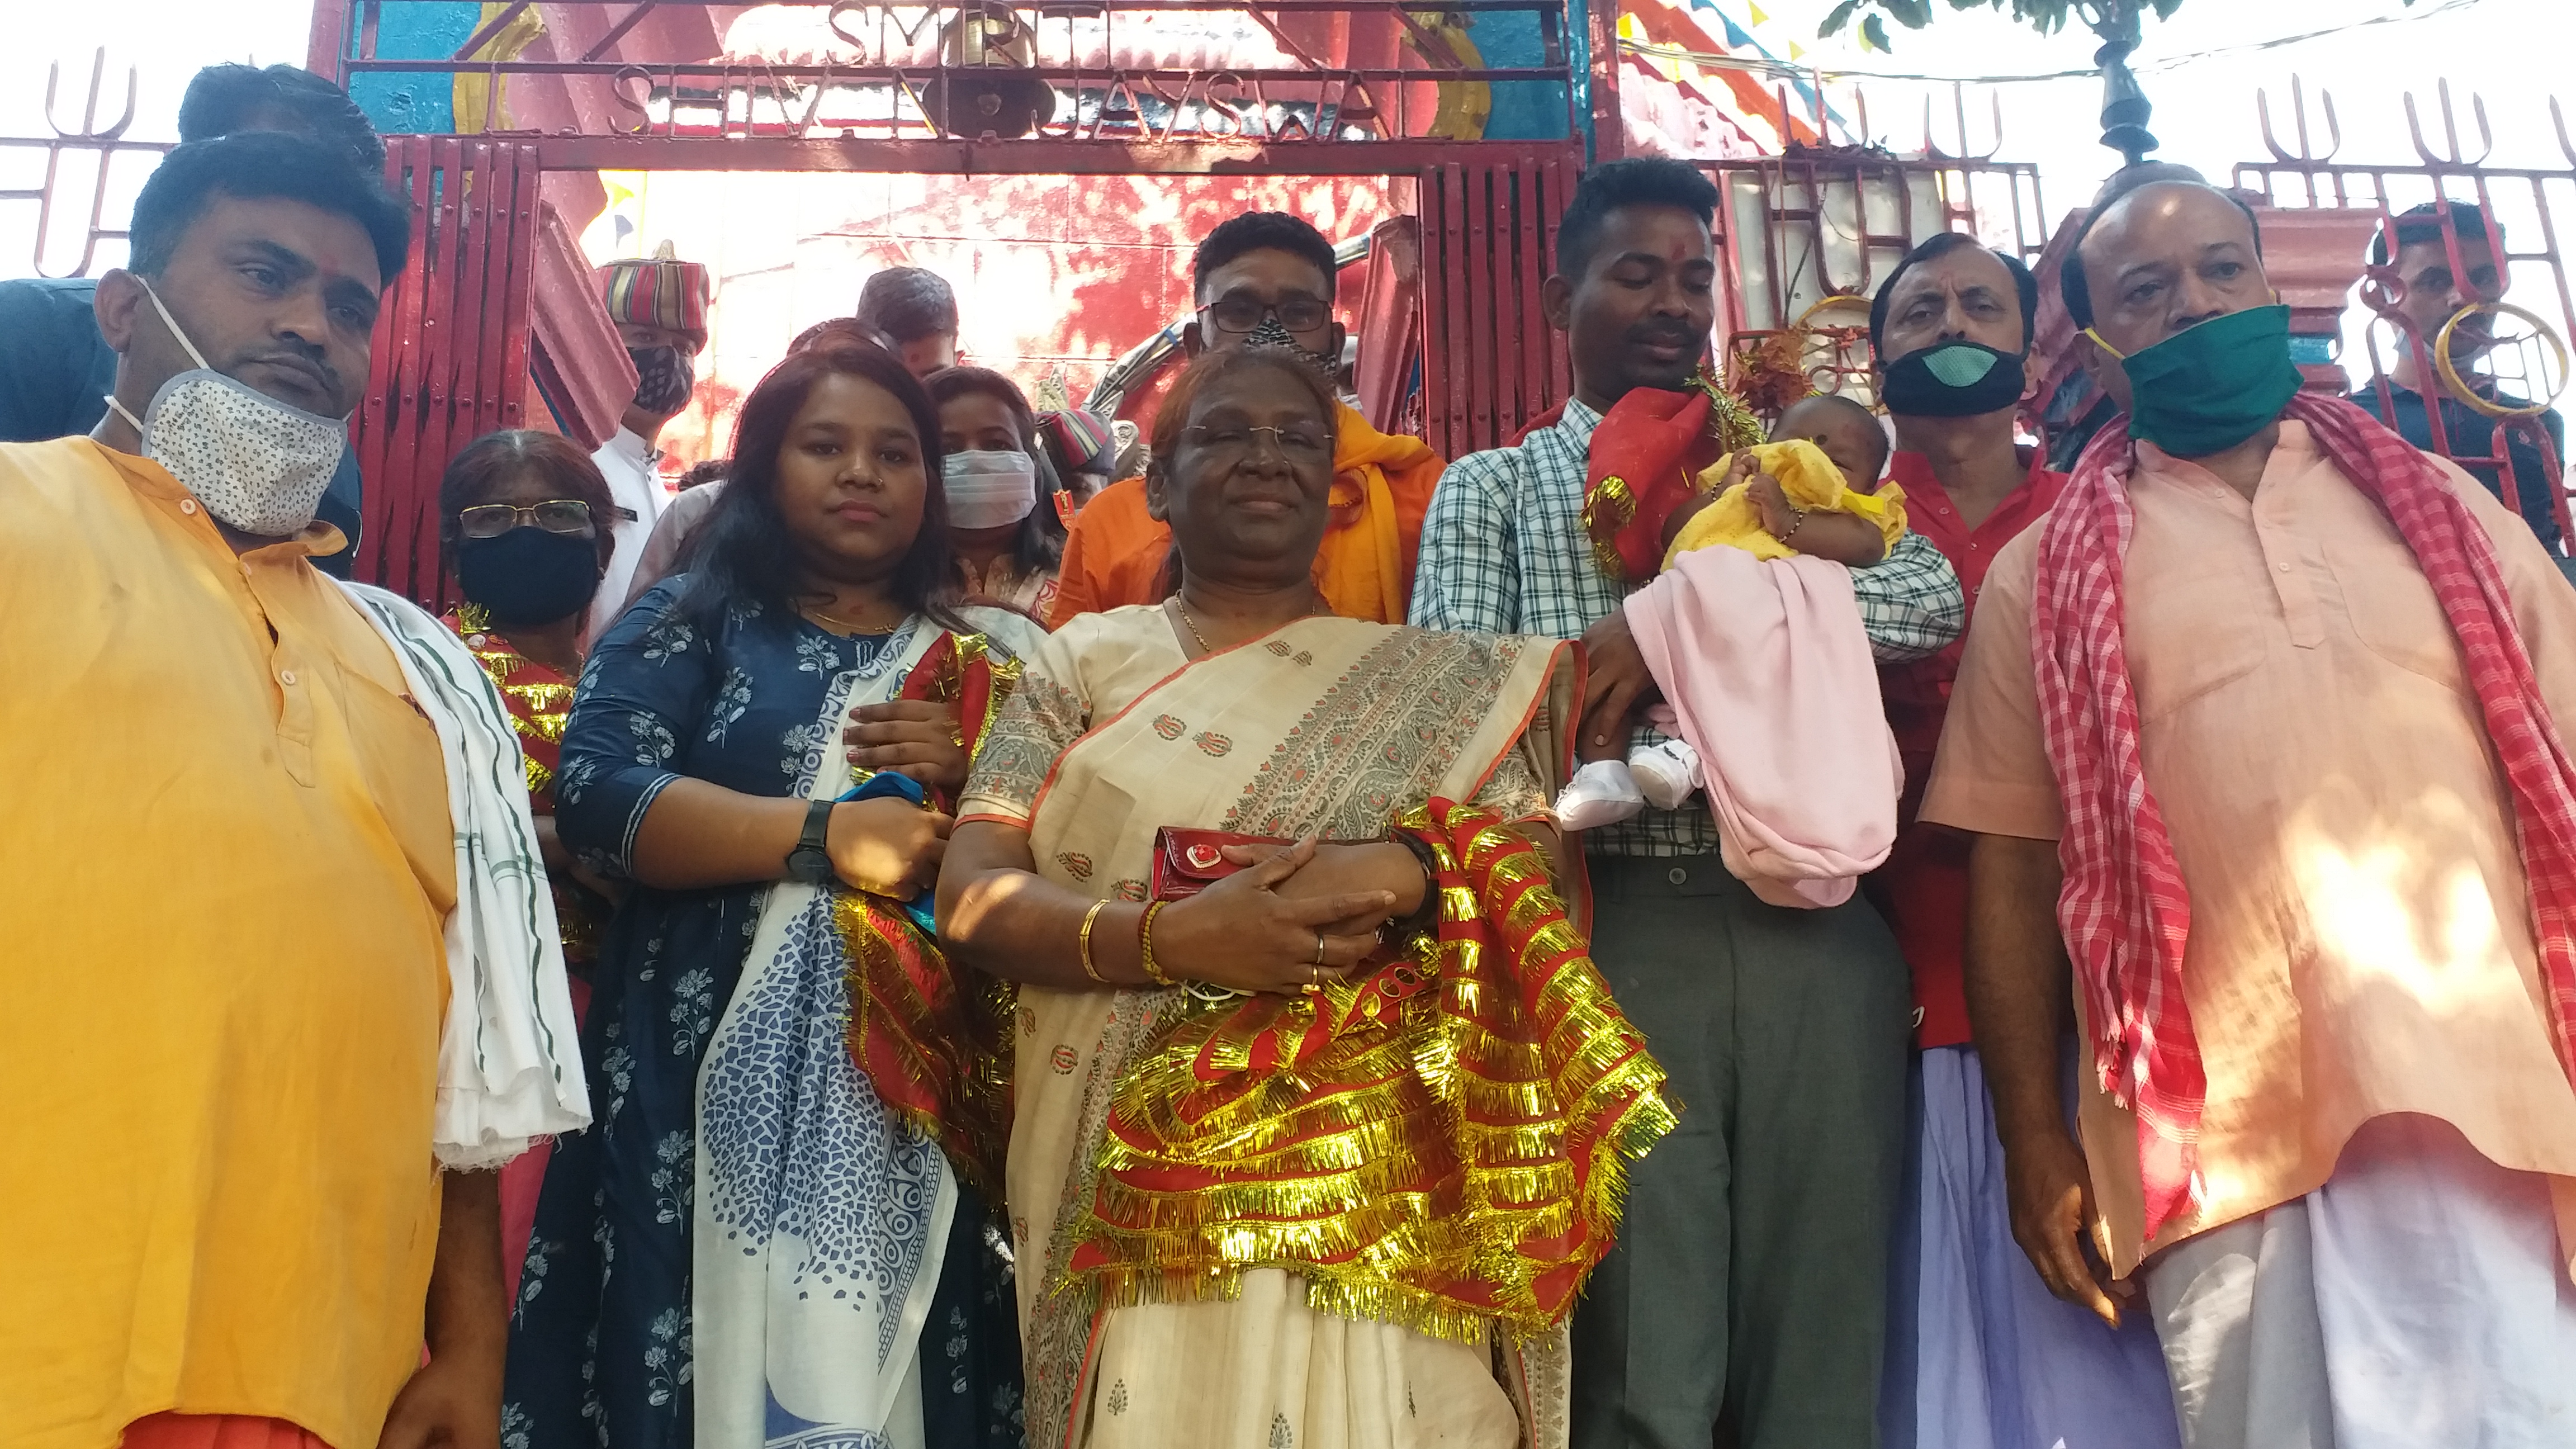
[[2256, 76, 2341, 164], [2404, 79, 2493, 168], [1924, 82, 2002, 163], [46, 48, 140, 142]]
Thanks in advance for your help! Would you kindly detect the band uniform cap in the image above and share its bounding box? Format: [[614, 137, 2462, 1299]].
[[598, 240, 711, 351], [1042, 409, 1117, 474]]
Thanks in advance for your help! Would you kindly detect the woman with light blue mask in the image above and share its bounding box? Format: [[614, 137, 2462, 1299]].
[[926, 365, 1069, 618]]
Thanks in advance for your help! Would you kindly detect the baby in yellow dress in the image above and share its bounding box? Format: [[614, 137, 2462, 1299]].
[[1557, 393, 1911, 827], [1661, 391, 1905, 566]]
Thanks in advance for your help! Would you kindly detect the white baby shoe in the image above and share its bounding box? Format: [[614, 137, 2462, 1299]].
[[1553, 759, 1646, 830], [1627, 738, 1703, 811]]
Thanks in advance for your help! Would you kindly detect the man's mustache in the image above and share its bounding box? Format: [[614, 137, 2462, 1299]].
[[237, 346, 339, 397], [1629, 321, 1702, 348]]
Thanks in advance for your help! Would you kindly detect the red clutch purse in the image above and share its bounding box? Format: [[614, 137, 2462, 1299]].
[[1149, 828, 1294, 901]]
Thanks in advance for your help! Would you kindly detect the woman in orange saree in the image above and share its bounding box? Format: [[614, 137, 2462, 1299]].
[[938, 348, 1676, 1449]]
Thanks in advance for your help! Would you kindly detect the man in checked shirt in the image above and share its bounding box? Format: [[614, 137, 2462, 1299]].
[[1411, 156, 1964, 1449]]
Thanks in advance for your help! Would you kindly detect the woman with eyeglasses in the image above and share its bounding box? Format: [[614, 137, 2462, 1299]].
[[436, 429, 629, 1308], [438, 428, 624, 954], [938, 348, 1673, 1447], [504, 343, 1040, 1449]]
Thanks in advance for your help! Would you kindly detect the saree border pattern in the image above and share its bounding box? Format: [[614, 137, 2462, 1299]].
[[1221, 629, 1530, 840]]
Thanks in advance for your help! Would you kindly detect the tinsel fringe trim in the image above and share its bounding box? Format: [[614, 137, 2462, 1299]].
[[1055, 799, 1678, 1339]]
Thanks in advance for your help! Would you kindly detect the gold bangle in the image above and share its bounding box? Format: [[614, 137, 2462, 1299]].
[[1077, 899, 1110, 985], [1137, 900, 1176, 987]]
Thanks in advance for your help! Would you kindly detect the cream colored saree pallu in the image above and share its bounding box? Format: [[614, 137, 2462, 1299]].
[[957, 605, 1676, 1449]]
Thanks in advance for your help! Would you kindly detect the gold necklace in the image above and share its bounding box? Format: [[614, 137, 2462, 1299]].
[[1173, 592, 1325, 654], [804, 602, 892, 634]]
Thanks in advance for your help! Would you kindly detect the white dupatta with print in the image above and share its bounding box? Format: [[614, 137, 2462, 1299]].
[[693, 605, 1044, 1449]]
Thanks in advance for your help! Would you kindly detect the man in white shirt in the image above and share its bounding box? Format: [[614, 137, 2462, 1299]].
[[589, 244, 711, 637]]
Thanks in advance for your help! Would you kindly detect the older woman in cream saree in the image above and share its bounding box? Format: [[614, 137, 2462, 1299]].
[[939, 349, 1674, 1449]]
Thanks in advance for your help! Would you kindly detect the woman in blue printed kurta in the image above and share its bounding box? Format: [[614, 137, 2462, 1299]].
[[504, 343, 1038, 1449]]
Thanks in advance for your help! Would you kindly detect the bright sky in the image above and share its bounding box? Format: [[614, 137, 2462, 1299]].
[[2, 0, 2566, 278], [1, 1, 312, 140], [1734, 0, 2573, 206], [1, 0, 312, 278]]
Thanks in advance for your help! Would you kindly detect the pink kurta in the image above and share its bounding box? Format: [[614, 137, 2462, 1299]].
[[1921, 421, 2576, 1278]]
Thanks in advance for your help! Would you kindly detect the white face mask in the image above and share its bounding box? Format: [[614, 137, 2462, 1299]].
[[102, 279, 349, 538], [943, 449, 1038, 529]]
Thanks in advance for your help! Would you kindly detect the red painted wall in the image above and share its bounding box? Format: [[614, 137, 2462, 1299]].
[[618, 169, 1408, 472]]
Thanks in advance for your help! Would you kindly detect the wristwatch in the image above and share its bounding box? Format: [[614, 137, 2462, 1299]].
[[784, 798, 836, 884]]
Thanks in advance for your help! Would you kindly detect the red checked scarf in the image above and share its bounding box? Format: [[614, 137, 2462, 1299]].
[[2034, 390, 2576, 1242]]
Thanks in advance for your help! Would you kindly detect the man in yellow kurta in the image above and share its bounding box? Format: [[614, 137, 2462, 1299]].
[[0, 132, 505, 1449], [1048, 212, 1443, 627]]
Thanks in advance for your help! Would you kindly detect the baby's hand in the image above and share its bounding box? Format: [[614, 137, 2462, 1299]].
[[1763, 484, 1889, 566], [1748, 469, 1889, 565], [1746, 472, 1798, 538], [1662, 453, 1759, 551]]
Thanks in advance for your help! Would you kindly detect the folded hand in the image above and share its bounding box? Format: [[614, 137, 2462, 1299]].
[[846, 699, 970, 793], [1155, 837, 1397, 995]]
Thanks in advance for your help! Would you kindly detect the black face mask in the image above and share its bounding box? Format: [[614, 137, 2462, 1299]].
[[1242, 316, 1342, 381], [455, 527, 603, 628], [629, 344, 696, 415], [1880, 339, 2028, 418]]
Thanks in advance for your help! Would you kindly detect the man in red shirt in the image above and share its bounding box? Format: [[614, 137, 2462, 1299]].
[[1866, 231, 2180, 1449]]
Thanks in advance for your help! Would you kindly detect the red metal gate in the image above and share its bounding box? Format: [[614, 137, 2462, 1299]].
[[356, 135, 542, 603], [2233, 79, 2576, 544], [298, 0, 1603, 598], [1417, 152, 1576, 458]]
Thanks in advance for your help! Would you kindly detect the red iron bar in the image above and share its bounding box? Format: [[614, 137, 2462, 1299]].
[[353, 138, 539, 605], [2241, 76, 2576, 549]]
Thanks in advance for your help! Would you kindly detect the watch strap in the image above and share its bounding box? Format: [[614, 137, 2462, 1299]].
[[798, 796, 835, 850], [784, 797, 836, 883]]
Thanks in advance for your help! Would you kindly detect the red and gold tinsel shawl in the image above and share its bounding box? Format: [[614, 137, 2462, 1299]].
[[835, 631, 1025, 1197], [1072, 798, 1674, 1342], [959, 609, 1674, 1442]]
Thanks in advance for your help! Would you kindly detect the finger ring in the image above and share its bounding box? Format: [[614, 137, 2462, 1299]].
[[1312, 934, 1327, 966]]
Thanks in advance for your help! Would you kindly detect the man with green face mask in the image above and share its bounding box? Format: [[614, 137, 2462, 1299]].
[[1918, 177, 2576, 1448]]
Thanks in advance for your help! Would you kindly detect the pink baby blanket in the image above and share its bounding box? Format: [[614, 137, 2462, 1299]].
[[1622, 547, 1903, 908]]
